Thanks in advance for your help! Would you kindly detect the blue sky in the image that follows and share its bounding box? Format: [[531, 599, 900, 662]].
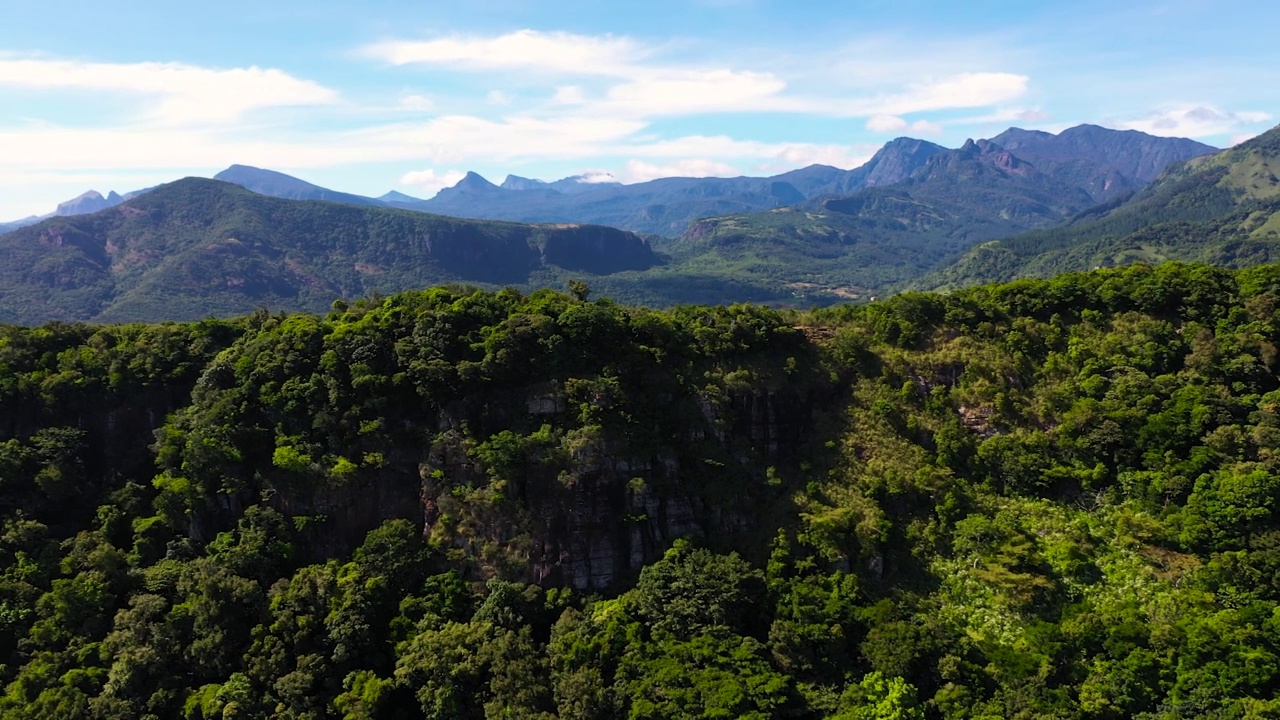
[[0, 0, 1276, 219]]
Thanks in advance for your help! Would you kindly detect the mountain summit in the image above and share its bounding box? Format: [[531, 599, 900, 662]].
[[928, 123, 1280, 289], [213, 165, 384, 207], [55, 190, 124, 217]]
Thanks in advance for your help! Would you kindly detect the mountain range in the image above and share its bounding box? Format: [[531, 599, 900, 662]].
[[638, 128, 1219, 303], [368, 125, 1217, 236], [2, 124, 1215, 240], [926, 123, 1280, 289], [0, 179, 653, 325], [3, 122, 1267, 323]]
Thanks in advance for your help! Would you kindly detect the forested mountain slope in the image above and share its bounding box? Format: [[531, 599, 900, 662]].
[[3, 262, 1280, 718], [930, 124, 1280, 290], [0, 178, 655, 325], [653, 138, 1107, 303]]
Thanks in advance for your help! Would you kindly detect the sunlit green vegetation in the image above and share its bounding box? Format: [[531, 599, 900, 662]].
[[2, 263, 1280, 717]]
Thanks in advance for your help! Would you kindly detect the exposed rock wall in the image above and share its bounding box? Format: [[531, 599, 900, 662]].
[[415, 385, 819, 591]]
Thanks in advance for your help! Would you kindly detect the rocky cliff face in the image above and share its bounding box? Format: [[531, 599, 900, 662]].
[[413, 384, 821, 591], [181, 379, 819, 592], [538, 224, 656, 274]]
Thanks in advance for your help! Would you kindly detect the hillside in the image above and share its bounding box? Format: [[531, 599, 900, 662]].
[[929, 124, 1280, 290], [1, 265, 1279, 717], [650, 138, 1106, 304], [0, 178, 656, 325], [0, 218, 36, 235]]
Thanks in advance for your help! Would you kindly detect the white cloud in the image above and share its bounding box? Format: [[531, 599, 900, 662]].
[[552, 86, 585, 105], [602, 69, 787, 116], [623, 159, 741, 182], [913, 120, 944, 136], [575, 170, 619, 183], [866, 73, 1029, 116], [0, 114, 647, 177], [821, 36, 1029, 90], [944, 107, 1052, 127], [400, 169, 467, 196], [621, 134, 863, 164], [866, 115, 907, 133], [0, 35, 1038, 217], [0, 57, 337, 126], [1119, 105, 1272, 139], [620, 135, 876, 171], [351, 114, 649, 163], [363, 31, 1028, 120], [584, 70, 1028, 119], [766, 143, 878, 170], [0, 125, 370, 171], [399, 94, 434, 112], [362, 30, 646, 77], [864, 116, 942, 136]]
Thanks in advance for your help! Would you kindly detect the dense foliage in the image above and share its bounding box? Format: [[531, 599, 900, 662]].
[[3, 264, 1280, 718]]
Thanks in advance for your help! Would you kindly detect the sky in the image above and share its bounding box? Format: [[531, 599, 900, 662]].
[[0, 0, 1277, 220]]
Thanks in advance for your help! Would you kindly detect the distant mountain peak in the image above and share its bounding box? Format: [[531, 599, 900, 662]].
[[985, 124, 1218, 199], [501, 175, 550, 191], [996, 127, 1056, 142], [499, 172, 621, 194], [215, 164, 301, 185], [56, 189, 123, 217], [883, 136, 940, 149], [1058, 123, 1122, 139], [213, 165, 383, 207], [455, 172, 500, 192], [379, 190, 423, 204], [929, 121, 1280, 291], [856, 137, 948, 188]]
